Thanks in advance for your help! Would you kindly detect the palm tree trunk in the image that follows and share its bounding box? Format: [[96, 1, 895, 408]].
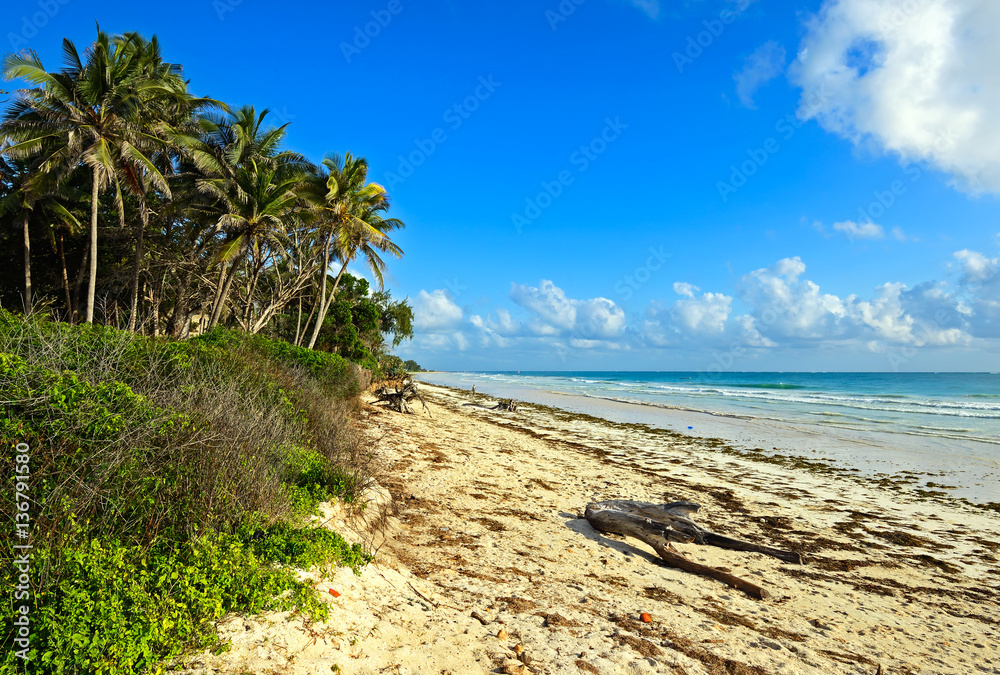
[[294, 296, 303, 345], [243, 258, 263, 328], [152, 272, 162, 337], [306, 258, 351, 349], [72, 238, 90, 324], [305, 241, 332, 349], [297, 299, 317, 347], [85, 168, 100, 324], [208, 261, 229, 329], [22, 209, 32, 313], [329, 259, 350, 298], [209, 253, 244, 330], [58, 234, 72, 319], [168, 264, 196, 338], [127, 199, 149, 332]]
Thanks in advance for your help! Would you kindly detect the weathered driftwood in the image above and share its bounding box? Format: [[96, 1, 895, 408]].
[[375, 378, 429, 415], [584, 500, 802, 600], [462, 399, 518, 413]]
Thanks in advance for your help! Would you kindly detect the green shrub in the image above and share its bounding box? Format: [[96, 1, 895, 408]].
[[0, 311, 375, 674], [3, 526, 364, 674], [192, 327, 356, 397]]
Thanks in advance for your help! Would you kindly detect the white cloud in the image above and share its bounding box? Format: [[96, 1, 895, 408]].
[[791, 0, 1000, 193], [627, 0, 660, 19], [641, 287, 770, 347], [576, 297, 628, 339], [411, 289, 463, 333], [407, 249, 1000, 362], [738, 257, 848, 339], [734, 41, 787, 108], [672, 291, 732, 333], [954, 249, 999, 283], [673, 282, 700, 298], [471, 308, 520, 337], [735, 257, 978, 345], [953, 245, 1000, 337], [833, 219, 885, 240], [509, 280, 626, 340], [846, 282, 970, 346]]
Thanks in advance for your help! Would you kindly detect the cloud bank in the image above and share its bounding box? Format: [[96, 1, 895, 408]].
[[791, 0, 1000, 193], [403, 242, 1000, 365]]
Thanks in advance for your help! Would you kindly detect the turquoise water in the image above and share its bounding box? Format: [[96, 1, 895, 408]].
[[417, 371, 1000, 502]]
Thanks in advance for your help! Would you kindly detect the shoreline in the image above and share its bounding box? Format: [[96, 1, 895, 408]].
[[182, 382, 1000, 675], [416, 373, 1000, 508]]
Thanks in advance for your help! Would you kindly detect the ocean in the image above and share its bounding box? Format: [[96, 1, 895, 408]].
[[415, 371, 1000, 504]]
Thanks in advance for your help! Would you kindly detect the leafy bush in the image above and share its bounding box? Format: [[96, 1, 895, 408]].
[[5, 528, 367, 673], [0, 311, 374, 674], [192, 326, 356, 397]]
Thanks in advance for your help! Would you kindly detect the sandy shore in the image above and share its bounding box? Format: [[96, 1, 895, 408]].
[[181, 383, 1000, 675]]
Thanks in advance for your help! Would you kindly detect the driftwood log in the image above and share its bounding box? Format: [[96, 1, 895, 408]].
[[375, 378, 429, 414], [584, 500, 802, 600], [462, 399, 519, 412]]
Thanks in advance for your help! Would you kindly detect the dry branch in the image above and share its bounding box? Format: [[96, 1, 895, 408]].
[[462, 399, 519, 412], [584, 500, 802, 600], [375, 377, 429, 415]]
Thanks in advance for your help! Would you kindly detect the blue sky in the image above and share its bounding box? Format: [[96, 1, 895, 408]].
[[4, 0, 1000, 371]]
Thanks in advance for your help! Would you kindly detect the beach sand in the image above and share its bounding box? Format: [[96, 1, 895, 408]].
[[180, 383, 1000, 675]]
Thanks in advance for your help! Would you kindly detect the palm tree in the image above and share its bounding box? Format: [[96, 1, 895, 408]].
[[192, 105, 306, 177], [0, 153, 83, 314], [1, 29, 186, 324], [199, 159, 305, 329], [304, 153, 404, 349], [184, 106, 310, 329], [114, 32, 215, 332], [0, 154, 35, 310]]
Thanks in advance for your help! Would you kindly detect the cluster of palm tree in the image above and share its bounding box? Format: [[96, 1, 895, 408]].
[[0, 27, 405, 350]]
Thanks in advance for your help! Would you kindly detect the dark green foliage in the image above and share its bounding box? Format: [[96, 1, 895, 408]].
[[0, 311, 372, 674], [4, 525, 369, 673], [2, 31, 405, 343], [379, 355, 408, 379], [193, 325, 356, 396], [403, 359, 424, 372], [299, 273, 413, 379]]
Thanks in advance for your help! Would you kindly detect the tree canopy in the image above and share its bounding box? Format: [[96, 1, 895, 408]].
[[0, 28, 412, 373]]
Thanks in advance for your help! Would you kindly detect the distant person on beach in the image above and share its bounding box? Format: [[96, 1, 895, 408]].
[[472, 385, 476, 395]]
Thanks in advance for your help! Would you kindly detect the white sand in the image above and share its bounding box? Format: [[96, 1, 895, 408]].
[[180, 384, 1000, 675]]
